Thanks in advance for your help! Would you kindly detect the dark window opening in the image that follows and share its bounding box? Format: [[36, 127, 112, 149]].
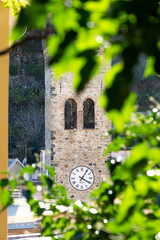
[[83, 99, 95, 129], [65, 99, 77, 129]]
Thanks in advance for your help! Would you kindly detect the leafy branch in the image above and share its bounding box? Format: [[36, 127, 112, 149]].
[[0, 26, 55, 55]]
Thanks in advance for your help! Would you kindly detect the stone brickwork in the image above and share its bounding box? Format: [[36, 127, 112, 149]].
[[47, 63, 112, 200]]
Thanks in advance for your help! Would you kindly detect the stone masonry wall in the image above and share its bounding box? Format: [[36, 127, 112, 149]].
[[49, 63, 112, 200]]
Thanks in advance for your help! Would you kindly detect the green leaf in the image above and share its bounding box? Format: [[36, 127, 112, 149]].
[[0, 178, 9, 188], [9, 179, 18, 190], [85, 0, 111, 12], [29, 198, 45, 216], [134, 176, 149, 197], [0, 189, 13, 209], [104, 137, 126, 155], [56, 185, 68, 198], [20, 165, 34, 176], [107, 93, 136, 133], [144, 56, 157, 78], [41, 175, 53, 190], [65, 229, 76, 240], [22, 189, 31, 202], [45, 165, 55, 179], [117, 185, 136, 223], [104, 62, 124, 89]]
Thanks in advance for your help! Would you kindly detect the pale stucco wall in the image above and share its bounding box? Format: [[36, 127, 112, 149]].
[[10, 163, 23, 175]]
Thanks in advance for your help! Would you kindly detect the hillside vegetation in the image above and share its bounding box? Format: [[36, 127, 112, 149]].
[[9, 39, 45, 164]]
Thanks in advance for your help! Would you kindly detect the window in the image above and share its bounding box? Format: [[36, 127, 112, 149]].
[[65, 98, 77, 129], [83, 99, 95, 129]]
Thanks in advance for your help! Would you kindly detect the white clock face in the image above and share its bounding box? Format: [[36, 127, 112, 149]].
[[69, 166, 94, 191]]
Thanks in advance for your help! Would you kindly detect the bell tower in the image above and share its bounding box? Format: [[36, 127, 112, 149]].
[[45, 61, 111, 200]]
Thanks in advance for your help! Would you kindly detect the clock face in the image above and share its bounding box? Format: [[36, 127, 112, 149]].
[[69, 166, 94, 191]]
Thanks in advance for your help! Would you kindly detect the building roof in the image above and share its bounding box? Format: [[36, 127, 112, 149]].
[[8, 158, 24, 170]]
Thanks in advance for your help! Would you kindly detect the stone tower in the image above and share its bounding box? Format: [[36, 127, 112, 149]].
[[45, 61, 111, 200]]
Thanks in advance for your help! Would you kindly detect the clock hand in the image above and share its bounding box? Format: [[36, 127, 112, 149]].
[[79, 176, 90, 184], [79, 169, 88, 181]]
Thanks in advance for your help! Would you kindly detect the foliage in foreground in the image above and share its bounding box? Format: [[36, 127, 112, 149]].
[[8, 0, 160, 115], [1, 108, 160, 239], [1, 0, 29, 16], [1, 0, 160, 239]]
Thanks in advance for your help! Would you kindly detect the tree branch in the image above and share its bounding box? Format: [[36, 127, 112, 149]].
[[0, 27, 55, 55]]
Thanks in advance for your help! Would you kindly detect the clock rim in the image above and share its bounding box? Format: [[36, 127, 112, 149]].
[[69, 165, 95, 191]]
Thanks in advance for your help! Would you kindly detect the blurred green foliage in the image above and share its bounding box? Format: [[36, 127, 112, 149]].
[[2, 0, 160, 239], [10, 0, 160, 115], [1, 0, 29, 16], [2, 107, 160, 239]]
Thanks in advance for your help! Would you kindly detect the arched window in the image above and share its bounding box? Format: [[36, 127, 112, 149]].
[[65, 98, 77, 129], [83, 99, 95, 129]]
